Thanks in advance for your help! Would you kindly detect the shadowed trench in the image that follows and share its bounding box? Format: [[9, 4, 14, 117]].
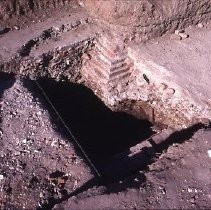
[[26, 78, 154, 172], [0, 73, 16, 125]]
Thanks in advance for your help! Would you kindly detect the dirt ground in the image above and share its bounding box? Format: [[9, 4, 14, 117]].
[[0, 1, 211, 209], [0, 73, 211, 209], [0, 74, 94, 209]]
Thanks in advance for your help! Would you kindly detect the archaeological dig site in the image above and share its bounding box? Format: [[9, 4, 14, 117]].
[[0, 0, 211, 209]]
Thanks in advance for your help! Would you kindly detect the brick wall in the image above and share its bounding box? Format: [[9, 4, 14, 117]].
[[82, 35, 134, 105]]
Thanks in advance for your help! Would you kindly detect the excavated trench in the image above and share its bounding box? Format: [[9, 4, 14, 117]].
[[0, 72, 209, 209], [26, 77, 158, 181], [0, 1, 211, 209], [23, 76, 209, 186]]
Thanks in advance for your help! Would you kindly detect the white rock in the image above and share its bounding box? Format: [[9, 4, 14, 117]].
[[175, 29, 184, 35], [197, 23, 204, 28], [165, 88, 175, 96], [187, 188, 193, 193], [178, 32, 189, 39], [207, 150, 211, 158], [22, 139, 27, 144], [52, 26, 60, 31], [14, 25, 20, 30], [0, 175, 4, 180], [37, 111, 42, 116]]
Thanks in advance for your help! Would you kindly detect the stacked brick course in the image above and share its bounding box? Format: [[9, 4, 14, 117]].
[[82, 36, 134, 105]]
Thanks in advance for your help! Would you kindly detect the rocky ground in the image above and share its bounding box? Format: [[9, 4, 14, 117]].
[[0, 1, 211, 208], [0, 74, 93, 209], [0, 73, 211, 209]]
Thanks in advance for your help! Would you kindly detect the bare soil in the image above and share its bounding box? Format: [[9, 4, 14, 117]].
[[0, 73, 211, 209], [0, 0, 79, 29], [0, 1, 211, 209], [0, 73, 93, 209]]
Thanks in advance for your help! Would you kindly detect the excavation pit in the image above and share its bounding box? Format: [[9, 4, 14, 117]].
[[1, 1, 211, 208], [25, 77, 159, 181]]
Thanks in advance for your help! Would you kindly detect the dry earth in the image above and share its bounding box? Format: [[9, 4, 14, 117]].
[[0, 73, 211, 209], [0, 0, 211, 209], [0, 74, 93, 209]]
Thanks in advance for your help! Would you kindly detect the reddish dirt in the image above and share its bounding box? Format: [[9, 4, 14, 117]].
[[0, 73, 211, 209]]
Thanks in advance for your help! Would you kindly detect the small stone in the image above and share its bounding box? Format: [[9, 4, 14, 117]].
[[52, 26, 60, 31], [162, 189, 166, 195], [159, 83, 168, 91], [197, 23, 204, 28], [190, 197, 195, 204], [22, 139, 27, 144], [39, 192, 44, 198], [188, 188, 193, 193], [134, 178, 139, 182], [175, 29, 189, 39], [165, 88, 175, 96], [0, 175, 4, 180], [175, 29, 184, 35], [159, 187, 166, 195], [37, 111, 42, 116], [0, 130, 3, 137], [178, 32, 189, 39], [14, 25, 20, 30], [207, 150, 211, 158]]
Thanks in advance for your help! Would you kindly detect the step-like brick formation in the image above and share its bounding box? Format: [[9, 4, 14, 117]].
[[82, 36, 134, 104]]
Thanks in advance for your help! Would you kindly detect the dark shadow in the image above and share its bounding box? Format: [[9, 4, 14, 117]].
[[37, 177, 100, 210], [23, 77, 154, 176], [0, 72, 15, 96], [38, 123, 206, 209], [0, 28, 11, 36], [23, 76, 206, 209], [37, 173, 147, 210], [0, 72, 16, 124], [105, 123, 207, 182], [77, 123, 207, 193], [156, 123, 206, 152]]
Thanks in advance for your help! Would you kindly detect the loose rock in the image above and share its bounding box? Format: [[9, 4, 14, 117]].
[[197, 23, 204, 28]]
